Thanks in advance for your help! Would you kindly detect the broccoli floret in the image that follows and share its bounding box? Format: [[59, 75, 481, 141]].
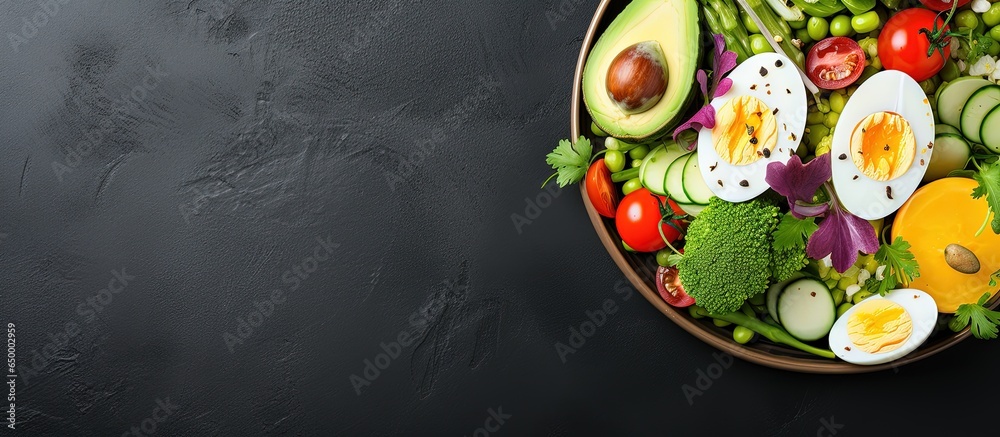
[[678, 198, 780, 314], [770, 245, 808, 282]]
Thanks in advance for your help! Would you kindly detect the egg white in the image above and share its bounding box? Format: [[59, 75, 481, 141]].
[[830, 70, 935, 220], [697, 53, 808, 202], [828, 288, 938, 366]]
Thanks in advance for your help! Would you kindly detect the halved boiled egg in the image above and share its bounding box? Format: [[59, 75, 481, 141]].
[[828, 288, 938, 365], [830, 70, 935, 220], [697, 53, 807, 202]]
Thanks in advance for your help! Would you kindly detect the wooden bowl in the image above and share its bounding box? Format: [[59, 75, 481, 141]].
[[570, 0, 995, 373]]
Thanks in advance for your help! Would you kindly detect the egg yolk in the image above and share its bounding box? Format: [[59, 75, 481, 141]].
[[712, 95, 777, 166], [847, 299, 913, 354], [849, 111, 916, 181]]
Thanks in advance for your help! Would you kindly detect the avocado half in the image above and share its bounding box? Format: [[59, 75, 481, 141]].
[[583, 0, 701, 141]]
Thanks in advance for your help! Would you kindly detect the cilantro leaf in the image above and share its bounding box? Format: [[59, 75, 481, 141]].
[[868, 236, 920, 296], [773, 214, 818, 251], [544, 136, 592, 187], [966, 30, 994, 64], [952, 292, 1000, 340], [972, 160, 1000, 234]]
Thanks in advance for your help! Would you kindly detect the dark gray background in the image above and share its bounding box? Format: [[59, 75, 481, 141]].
[[1, 0, 996, 435]]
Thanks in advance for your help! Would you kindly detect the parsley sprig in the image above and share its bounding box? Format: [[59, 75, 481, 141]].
[[543, 136, 593, 188], [772, 214, 817, 252], [950, 292, 1000, 340], [971, 159, 1000, 236], [864, 236, 920, 296]]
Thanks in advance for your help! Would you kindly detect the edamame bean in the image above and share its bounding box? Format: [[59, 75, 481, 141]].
[[604, 150, 626, 173], [939, 60, 960, 82], [743, 12, 761, 34], [956, 10, 979, 31], [750, 34, 775, 54], [733, 326, 754, 344], [823, 111, 840, 129], [852, 290, 872, 304], [837, 302, 853, 318], [851, 12, 881, 35], [830, 15, 854, 37], [991, 41, 1000, 57], [807, 111, 826, 125], [631, 159, 642, 168], [990, 25, 1000, 42], [795, 29, 814, 45], [656, 249, 672, 267], [622, 178, 643, 195], [807, 17, 829, 41], [628, 144, 649, 160], [985, 3, 1000, 28], [829, 92, 847, 114]]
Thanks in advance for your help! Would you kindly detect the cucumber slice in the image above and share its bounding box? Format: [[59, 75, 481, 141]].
[[639, 143, 690, 196], [980, 105, 1000, 153], [676, 202, 706, 217], [924, 133, 972, 182], [681, 152, 714, 205], [664, 153, 693, 204], [937, 76, 991, 129], [765, 272, 805, 324], [777, 278, 836, 341], [934, 124, 961, 136], [961, 85, 1000, 144]]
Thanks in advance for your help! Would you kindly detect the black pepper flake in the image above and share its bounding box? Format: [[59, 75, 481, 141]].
[[810, 292, 816, 297], [749, 137, 759, 145], [750, 84, 757, 90], [767, 90, 771, 95], [717, 180, 724, 187], [710, 162, 718, 171], [739, 180, 749, 187], [914, 295, 919, 299], [845, 347, 851, 351], [862, 128, 866, 134], [790, 133, 797, 141], [759, 66, 768, 76], [785, 88, 791, 94], [775, 59, 784, 67], [756, 111, 762, 117], [838, 153, 847, 160], [762, 148, 771, 158], [853, 175, 859, 180], [884, 144, 890, 151], [928, 141, 934, 149], [765, 83, 770, 87], [745, 124, 755, 135], [772, 108, 779, 115], [783, 123, 787, 131], [920, 158, 925, 166], [886, 186, 893, 200]]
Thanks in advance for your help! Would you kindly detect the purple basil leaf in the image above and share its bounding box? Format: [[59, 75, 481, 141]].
[[697, 70, 709, 97], [806, 205, 879, 273], [713, 34, 725, 59], [765, 154, 832, 218], [714, 77, 733, 98], [672, 105, 715, 144], [791, 202, 829, 219], [715, 51, 737, 79]]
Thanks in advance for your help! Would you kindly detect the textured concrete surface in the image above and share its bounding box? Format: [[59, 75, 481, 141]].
[[1, 0, 998, 435]]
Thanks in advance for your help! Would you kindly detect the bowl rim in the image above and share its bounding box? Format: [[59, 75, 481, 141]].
[[570, 0, 984, 374]]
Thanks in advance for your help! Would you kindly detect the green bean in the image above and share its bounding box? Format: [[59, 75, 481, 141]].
[[807, 17, 829, 41], [748, 292, 766, 306], [689, 305, 706, 319], [701, 1, 753, 62], [691, 307, 836, 358], [733, 326, 755, 344], [713, 318, 732, 327], [851, 11, 880, 34]]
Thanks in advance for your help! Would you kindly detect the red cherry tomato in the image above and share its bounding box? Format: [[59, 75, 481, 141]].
[[878, 9, 950, 82], [805, 37, 865, 90], [918, 0, 970, 11], [615, 188, 685, 252], [585, 159, 618, 218], [656, 265, 695, 307]]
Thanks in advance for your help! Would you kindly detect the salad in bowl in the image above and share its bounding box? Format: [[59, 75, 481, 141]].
[[547, 0, 1000, 372]]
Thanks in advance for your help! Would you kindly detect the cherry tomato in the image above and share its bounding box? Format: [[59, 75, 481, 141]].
[[918, 0, 970, 11], [805, 37, 865, 90], [656, 266, 695, 307], [586, 159, 618, 218], [615, 188, 685, 252], [878, 8, 950, 82]]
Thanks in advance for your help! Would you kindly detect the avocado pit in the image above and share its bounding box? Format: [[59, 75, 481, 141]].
[[944, 243, 980, 274], [606, 41, 668, 114]]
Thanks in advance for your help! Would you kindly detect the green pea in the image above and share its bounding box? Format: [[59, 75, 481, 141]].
[[604, 150, 626, 173], [795, 28, 814, 45], [805, 124, 830, 148], [743, 12, 761, 34], [851, 12, 881, 35], [837, 302, 854, 318], [628, 144, 649, 160], [939, 60, 960, 82], [990, 41, 1000, 57], [807, 17, 830, 41], [655, 249, 672, 266], [852, 290, 872, 304], [985, 3, 1000, 28], [830, 15, 853, 37], [622, 178, 643, 195], [789, 18, 807, 30], [713, 318, 732, 327], [829, 92, 847, 114], [750, 34, 775, 54], [631, 159, 642, 168], [590, 121, 607, 137], [990, 25, 1000, 42], [733, 326, 754, 344], [807, 110, 826, 125], [956, 10, 979, 32], [823, 111, 840, 129]]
